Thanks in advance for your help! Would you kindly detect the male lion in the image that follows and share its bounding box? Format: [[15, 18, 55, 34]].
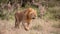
[[15, 8, 37, 31]]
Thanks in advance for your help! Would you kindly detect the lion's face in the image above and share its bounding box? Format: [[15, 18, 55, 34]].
[[28, 8, 37, 19]]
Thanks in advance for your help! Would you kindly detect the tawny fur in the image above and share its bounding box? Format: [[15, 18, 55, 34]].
[[15, 8, 37, 31]]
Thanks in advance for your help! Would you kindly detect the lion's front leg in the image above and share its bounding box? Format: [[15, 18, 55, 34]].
[[22, 19, 31, 31]]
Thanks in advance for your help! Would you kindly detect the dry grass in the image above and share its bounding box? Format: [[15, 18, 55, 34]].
[[0, 18, 60, 34]]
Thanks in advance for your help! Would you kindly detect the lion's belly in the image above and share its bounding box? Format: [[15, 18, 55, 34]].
[[18, 13, 24, 21]]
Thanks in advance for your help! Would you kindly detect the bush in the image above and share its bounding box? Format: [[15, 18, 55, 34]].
[[46, 7, 60, 20]]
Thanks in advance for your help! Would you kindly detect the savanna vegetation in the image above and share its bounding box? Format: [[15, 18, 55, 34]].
[[0, 0, 60, 34]]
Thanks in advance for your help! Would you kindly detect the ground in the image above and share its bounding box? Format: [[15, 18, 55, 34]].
[[0, 18, 60, 34]]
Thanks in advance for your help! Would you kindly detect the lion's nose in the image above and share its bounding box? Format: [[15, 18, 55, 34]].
[[32, 18, 35, 19]]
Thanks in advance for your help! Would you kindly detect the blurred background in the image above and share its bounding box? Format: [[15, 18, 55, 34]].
[[0, 0, 60, 20], [0, 0, 60, 34]]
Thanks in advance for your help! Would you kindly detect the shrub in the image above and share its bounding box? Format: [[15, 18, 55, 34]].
[[46, 7, 60, 20]]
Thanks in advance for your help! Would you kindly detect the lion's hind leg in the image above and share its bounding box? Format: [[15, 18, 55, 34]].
[[15, 15, 21, 28], [15, 19, 20, 28]]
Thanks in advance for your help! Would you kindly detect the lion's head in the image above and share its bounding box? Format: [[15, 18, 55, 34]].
[[27, 8, 37, 19]]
